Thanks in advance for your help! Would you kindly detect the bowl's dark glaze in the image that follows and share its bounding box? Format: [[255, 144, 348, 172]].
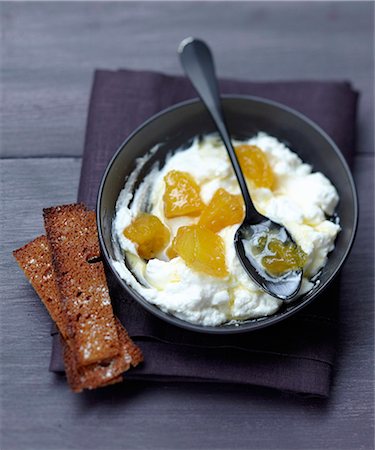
[[97, 96, 358, 334]]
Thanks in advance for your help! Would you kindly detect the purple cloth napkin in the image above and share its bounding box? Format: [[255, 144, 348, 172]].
[[50, 69, 358, 397]]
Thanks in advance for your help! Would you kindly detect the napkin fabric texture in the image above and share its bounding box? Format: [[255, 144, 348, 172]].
[[50, 69, 358, 397]]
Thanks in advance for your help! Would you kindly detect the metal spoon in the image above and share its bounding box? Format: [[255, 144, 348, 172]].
[[178, 37, 302, 300]]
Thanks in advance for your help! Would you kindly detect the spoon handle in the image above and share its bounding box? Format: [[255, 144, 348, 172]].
[[179, 37, 260, 222]]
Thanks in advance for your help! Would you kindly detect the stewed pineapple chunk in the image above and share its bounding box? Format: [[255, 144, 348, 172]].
[[123, 214, 170, 260], [172, 224, 228, 278], [199, 188, 244, 232], [163, 170, 204, 218], [262, 239, 307, 276], [235, 144, 274, 189], [253, 235, 307, 276]]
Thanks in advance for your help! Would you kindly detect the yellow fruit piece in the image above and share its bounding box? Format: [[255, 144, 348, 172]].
[[172, 225, 228, 278], [166, 246, 178, 260], [199, 188, 244, 232], [123, 214, 170, 260], [235, 144, 274, 189], [262, 239, 307, 276], [163, 170, 204, 218]]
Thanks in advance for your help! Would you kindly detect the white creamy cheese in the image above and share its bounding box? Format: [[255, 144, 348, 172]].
[[112, 133, 340, 326]]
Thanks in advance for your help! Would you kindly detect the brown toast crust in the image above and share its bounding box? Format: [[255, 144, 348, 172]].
[[13, 236, 68, 340], [14, 232, 143, 392], [63, 318, 143, 392], [43, 203, 120, 366]]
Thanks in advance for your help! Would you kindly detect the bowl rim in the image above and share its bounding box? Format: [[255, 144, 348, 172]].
[[96, 94, 359, 334]]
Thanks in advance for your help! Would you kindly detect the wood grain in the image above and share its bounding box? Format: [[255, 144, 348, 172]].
[[1, 155, 373, 450], [0, 2, 374, 450], [1, 2, 373, 158]]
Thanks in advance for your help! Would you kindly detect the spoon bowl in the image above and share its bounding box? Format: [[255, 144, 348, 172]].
[[235, 221, 302, 300], [179, 37, 303, 300]]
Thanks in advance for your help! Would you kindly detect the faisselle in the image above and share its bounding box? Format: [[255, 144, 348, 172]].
[[112, 133, 340, 326]]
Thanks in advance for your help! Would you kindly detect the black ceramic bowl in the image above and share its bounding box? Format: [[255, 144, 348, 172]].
[[97, 96, 358, 334]]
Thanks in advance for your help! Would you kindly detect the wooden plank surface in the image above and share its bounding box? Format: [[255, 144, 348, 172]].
[[1, 155, 373, 450], [1, 1, 373, 158], [0, 2, 374, 450]]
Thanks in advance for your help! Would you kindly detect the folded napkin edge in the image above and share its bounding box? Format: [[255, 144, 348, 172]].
[[49, 329, 335, 367], [92, 67, 359, 94]]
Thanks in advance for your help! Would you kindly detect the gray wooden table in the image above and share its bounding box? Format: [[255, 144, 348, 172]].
[[1, 2, 374, 449]]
